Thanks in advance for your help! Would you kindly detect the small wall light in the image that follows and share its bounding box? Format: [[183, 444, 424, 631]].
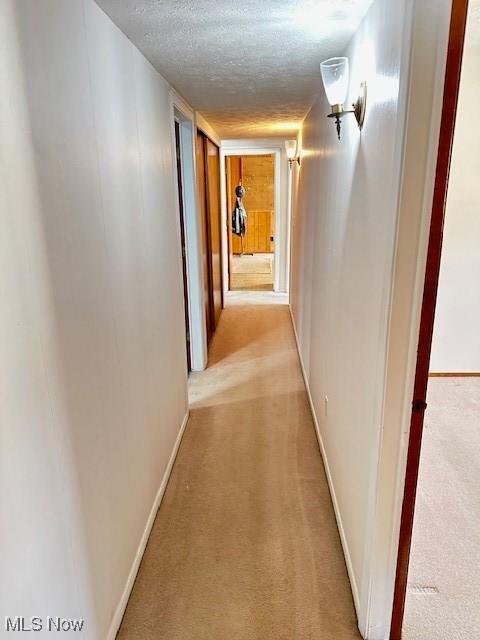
[[320, 57, 366, 140], [285, 140, 300, 168]]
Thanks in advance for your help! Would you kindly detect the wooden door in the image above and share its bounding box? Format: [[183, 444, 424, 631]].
[[389, 1, 469, 637], [196, 132, 213, 343], [196, 131, 223, 339], [205, 138, 223, 328], [175, 121, 191, 371]]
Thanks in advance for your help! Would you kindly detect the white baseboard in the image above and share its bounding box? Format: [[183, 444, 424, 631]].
[[107, 410, 190, 640], [288, 305, 361, 620]]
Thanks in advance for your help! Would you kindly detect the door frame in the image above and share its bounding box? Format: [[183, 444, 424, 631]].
[[220, 140, 289, 298], [356, 1, 465, 636], [225, 153, 276, 290], [174, 119, 192, 372], [389, 1, 469, 637], [170, 91, 208, 371]]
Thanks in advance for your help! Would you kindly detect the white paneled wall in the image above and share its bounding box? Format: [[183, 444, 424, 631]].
[[291, 0, 411, 618], [0, 1, 188, 637], [289, 0, 452, 637]]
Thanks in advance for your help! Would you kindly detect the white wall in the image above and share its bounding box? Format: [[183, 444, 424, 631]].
[[430, 9, 480, 373], [289, 0, 452, 637], [291, 0, 411, 616], [0, 1, 189, 637]]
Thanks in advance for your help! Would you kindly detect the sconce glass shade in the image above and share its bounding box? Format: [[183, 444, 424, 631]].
[[285, 139, 297, 160], [320, 57, 349, 107]]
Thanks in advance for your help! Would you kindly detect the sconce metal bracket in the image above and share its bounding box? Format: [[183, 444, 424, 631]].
[[327, 81, 367, 140], [288, 157, 301, 169], [353, 81, 367, 129], [327, 111, 343, 140]]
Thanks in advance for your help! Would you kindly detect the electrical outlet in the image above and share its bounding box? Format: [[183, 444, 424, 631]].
[[324, 395, 328, 417]]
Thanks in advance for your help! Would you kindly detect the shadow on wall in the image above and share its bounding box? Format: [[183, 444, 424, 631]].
[[289, 1, 410, 635], [3, 2, 189, 638], [3, 1, 100, 634]]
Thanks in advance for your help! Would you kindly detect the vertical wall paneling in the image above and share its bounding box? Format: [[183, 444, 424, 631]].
[[289, 0, 453, 635], [1, 1, 191, 637]]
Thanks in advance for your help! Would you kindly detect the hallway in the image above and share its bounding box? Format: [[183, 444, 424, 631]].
[[2, 1, 456, 637], [118, 294, 360, 639]]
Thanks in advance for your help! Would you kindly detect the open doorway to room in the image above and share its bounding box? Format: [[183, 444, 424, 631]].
[[171, 102, 209, 373], [391, 1, 479, 638], [174, 119, 192, 372], [225, 154, 275, 292]]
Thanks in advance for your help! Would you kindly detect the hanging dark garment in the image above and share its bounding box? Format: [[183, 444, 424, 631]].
[[232, 196, 247, 237]]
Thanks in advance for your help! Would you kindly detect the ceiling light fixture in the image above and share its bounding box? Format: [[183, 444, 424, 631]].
[[320, 57, 366, 140], [285, 140, 301, 169]]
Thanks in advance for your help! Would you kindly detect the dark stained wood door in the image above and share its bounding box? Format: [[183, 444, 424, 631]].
[[390, 1, 469, 637], [196, 131, 213, 343], [205, 138, 223, 327]]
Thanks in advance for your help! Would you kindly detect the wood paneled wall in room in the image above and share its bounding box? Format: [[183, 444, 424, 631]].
[[228, 155, 275, 254]]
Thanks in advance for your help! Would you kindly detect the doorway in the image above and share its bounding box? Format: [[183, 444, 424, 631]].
[[174, 120, 191, 372], [171, 102, 208, 372], [226, 154, 275, 292], [390, 1, 473, 638]]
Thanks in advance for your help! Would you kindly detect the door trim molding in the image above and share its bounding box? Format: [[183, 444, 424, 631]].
[[170, 91, 208, 371], [359, 1, 461, 637], [389, 1, 469, 637], [220, 141, 289, 297]]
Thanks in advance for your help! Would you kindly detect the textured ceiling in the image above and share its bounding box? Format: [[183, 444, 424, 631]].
[[96, 0, 374, 138]]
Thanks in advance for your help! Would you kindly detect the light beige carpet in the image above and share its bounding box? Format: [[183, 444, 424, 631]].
[[226, 291, 288, 306], [117, 294, 360, 640], [403, 377, 480, 640], [230, 253, 273, 291], [231, 254, 273, 274]]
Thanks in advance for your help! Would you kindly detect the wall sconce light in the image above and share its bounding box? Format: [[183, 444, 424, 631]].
[[320, 57, 366, 140], [285, 139, 300, 168]]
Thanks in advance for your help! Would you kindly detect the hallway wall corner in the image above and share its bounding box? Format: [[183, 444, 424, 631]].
[[288, 0, 454, 637], [288, 305, 361, 625], [107, 411, 190, 640], [1, 1, 192, 637]]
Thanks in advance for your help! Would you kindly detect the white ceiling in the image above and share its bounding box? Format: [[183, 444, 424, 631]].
[[96, 0, 374, 138]]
